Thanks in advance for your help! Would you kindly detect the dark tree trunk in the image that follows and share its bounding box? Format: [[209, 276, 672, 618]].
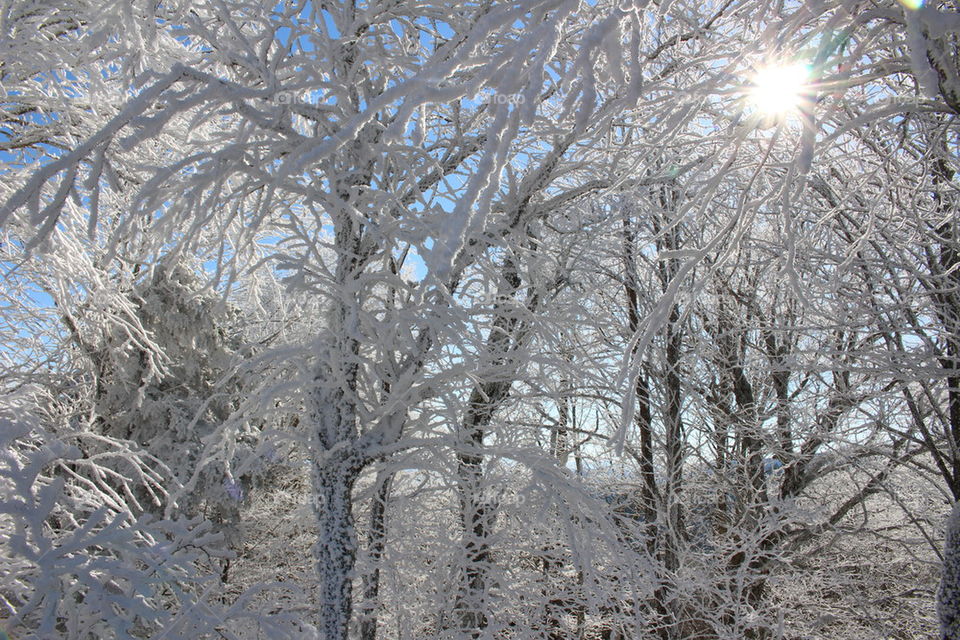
[[621, 210, 660, 524], [360, 471, 393, 640]]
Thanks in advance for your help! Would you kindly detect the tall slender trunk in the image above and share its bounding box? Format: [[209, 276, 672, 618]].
[[662, 306, 685, 573], [451, 252, 534, 636], [453, 382, 507, 636], [621, 210, 659, 524], [309, 286, 363, 640], [934, 219, 960, 500], [542, 382, 573, 639], [931, 158, 960, 638], [360, 472, 393, 640], [657, 198, 686, 590]]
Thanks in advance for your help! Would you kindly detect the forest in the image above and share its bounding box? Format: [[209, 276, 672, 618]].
[[0, 0, 959, 638]]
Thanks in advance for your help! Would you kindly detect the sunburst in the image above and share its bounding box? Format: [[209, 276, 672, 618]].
[[748, 62, 812, 118]]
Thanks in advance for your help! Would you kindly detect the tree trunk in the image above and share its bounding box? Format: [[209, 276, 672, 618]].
[[452, 383, 505, 637], [314, 462, 362, 640], [940, 502, 960, 640], [451, 252, 531, 636], [621, 209, 659, 524], [360, 471, 393, 640]]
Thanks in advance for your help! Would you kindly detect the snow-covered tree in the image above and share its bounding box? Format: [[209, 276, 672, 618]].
[[2, 0, 959, 638]]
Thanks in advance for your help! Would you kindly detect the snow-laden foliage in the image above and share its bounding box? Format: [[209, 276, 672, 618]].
[[0, 386, 307, 640], [1, 0, 959, 639], [88, 263, 256, 540]]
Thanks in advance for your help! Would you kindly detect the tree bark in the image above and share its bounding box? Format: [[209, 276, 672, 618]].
[[313, 462, 362, 640], [940, 502, 960, 640]]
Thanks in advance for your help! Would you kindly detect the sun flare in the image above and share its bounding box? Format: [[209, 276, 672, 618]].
[[749, 63, 811, 117]]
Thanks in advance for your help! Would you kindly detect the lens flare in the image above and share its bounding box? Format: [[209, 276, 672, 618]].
[[748, 62, 812, 117]]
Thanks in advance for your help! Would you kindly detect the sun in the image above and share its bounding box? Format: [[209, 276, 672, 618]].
[[748, 62, 812, 118]]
